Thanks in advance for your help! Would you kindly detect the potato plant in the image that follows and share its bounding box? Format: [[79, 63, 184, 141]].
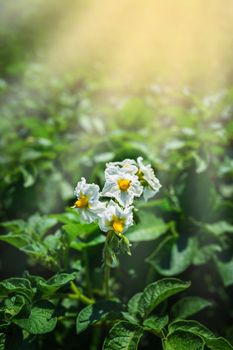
[[0, 4, 233, 346], [0, 140, 233, 349]]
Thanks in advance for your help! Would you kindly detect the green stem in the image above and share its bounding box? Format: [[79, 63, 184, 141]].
[[104, 263, 110, 299], [103, 231, 112, 299], [83, 249, 93, 297], [62, 233, 69, 270], [69, 281, 95, 305], [146, 265, 155, 285], [90, 327, 102, 350], [161, 330, 167, 350]]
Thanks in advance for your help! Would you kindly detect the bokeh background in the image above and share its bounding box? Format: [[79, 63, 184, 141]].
[[0, 0, 233, 349]]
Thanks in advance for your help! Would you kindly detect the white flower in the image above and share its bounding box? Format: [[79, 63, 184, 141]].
[[99, 200, 134, 235], [105, 159, 138, 176], [101, 168, 143, 207], [136, 157, 161, 201], [73, 177, 105, 223]]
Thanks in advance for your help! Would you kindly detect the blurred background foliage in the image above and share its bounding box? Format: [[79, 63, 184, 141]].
[[0, 0, 233, 349]]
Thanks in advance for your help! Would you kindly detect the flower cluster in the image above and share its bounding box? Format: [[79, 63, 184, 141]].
[[73, 158, 161, 241]]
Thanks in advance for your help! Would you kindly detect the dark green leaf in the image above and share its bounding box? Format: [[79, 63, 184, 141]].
[[165, 330, 204, 350], [138, 278, 191, 319], [143, 315, 168, 333], [4, 295, 27, 319], [76, 301, 122, 334], [103, 321, 143, 350], [146, 237, 196, 276], [193, 244, 222, 266], [0, 278, 34, 301], [171, 297, 212, 320], [37, 273, 76, 295], [14, 301, 57, 334], [168, 320, 233, 350], [215, 257, 233, 287], [70, 235, 105, 250], [128, 293, 143, 317]]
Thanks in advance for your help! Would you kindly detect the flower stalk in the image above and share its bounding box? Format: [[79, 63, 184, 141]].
[[69, 281, 95, 305]]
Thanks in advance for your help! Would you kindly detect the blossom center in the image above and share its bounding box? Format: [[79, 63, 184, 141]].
[[112, 218, 124, 234], [75, 195, 89, 208], [118, 179, 131, 191]]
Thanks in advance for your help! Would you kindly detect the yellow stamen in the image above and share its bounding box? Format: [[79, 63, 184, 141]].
[[74, 195, 89, 208], [118, 179, 131, 191], [112, 218, 124, 234]]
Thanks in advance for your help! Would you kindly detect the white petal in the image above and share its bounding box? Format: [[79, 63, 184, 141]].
[[129, 181, 143, 197], [74, 177, 86, 197], [143, 187, 156, 201], [137, 157, 161, 195], [76, 208, 95, 223], [118, 190, 134, 207], [85, 183, 100, 201], [102, 180, 118, 195], [98, 217, 111, 232], [89, 201, 106, 215]]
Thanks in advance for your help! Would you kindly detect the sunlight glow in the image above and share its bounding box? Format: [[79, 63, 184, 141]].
[[44, 0, 233, 89]]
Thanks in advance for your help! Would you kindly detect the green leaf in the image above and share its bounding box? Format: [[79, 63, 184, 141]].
[[193, 244, 222, 265], [27, 215, 57, 237], [67, 223, 105, 251], [21, 242, 48, 260], [14, 301, 57, 334], [137, 278, 191, 319], [168, 320, 233, 350], [165, 330, 204, 350], [215, 257, 233, 287], [70, 234, 105, 250], [0, 234, 29, 249], [20, 166, 36, 188], [171, 297, 212, 320], [128, 293, 143, 317], [146, 237, 196, 276], [205, 338, 233, 350], [122, 312, 139, 325], [126, 212, 168, 242], [63, 223, 98, 242], [103, 321, 143, 350], [168, 320, 214, 337], [1, 220, 26, 231], [0, 278, 34, 301], [51, 211, 78, 225], [76, 301, 122, 334], [37, 273, 76, 295], [204, 221, 233, 236], [4, 295, 27, 319], [143, 315, 168, 333]]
